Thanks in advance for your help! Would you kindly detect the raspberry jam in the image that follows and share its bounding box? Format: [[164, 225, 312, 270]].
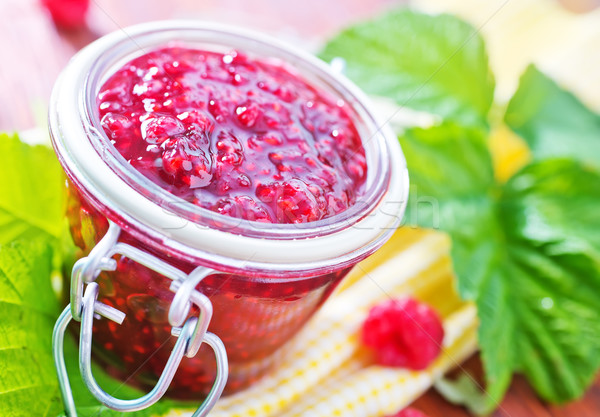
[[98, 47, 367, 224], [73, 46, 369, 398], [67, 188, 348, 396], [49, 23, 406, 407]]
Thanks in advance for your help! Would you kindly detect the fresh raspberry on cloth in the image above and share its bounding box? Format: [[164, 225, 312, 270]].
[[362, 297, 444, 370], [388, 407, 430, 417]]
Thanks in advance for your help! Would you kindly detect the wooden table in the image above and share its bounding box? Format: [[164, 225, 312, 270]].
[[413, 357, 600, 417], [1, 0, 598, 415]]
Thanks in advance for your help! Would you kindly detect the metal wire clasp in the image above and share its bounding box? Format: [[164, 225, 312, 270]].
[[52, 221, 228, 416]]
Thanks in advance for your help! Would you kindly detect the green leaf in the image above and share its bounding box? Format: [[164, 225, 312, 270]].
[[0, 133, 66, 244], [402, 122, 600, 411], [401, 124, 514, 411], [502, 159, 600, 260], [499, 160, 600, 402], [505, 65, 600, 171], [401, 123, 497, 298], [0, 240, 64, 417], [0, 135, 187, 416], [434, 373, 490, 416], [320, 9, 495, 127]]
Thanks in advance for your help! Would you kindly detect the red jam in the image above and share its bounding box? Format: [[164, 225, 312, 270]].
[[68, 190, 349, 398], [67, 45, 372, 399], [98, 47, 367, 224]]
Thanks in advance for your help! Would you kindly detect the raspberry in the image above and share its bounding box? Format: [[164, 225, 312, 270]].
[[362, 298, 444, 370], [388, 408, 430, 417], [177, 110, 214, 135], [208, 98, 229, 122], [100, 113, 134, 143], [215, 196, 272, 223], [346, 152, 367, 182], [161, 137, 212, 188], [142, 115, 185, 145], [215, 130, 244, 166], [41, 0, 89, 30], [235, 102, 262, 128], [276, 179, 324, 224]]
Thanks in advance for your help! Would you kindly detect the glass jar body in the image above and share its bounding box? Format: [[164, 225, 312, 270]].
[[67, 182, 350, 397]]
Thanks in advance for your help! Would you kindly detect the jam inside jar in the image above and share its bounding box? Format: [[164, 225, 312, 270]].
[[67, 185, 350, 397], [49, 22, 408, 406]]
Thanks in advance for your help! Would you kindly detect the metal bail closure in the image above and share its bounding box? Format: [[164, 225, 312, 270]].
[[52, 221, 229, 416]]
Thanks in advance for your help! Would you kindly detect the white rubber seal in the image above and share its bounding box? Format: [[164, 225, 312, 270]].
[[49, 21, 408, 267]]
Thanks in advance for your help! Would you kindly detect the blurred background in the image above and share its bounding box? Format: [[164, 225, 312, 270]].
[[1, 0, 600, 132], [1, 1, 599, 416]]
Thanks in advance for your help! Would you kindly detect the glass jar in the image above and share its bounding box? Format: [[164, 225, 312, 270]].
[[49, 21, 408, 414]]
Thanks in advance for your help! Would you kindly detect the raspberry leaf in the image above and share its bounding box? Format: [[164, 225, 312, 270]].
[[401, 123, 497, 299], [0, 134, 78, 415], [402, 122, 600, 410], [502, 159, 600, 263], [0, 240, 64, 416], [433, 374, 491, 416], [401, 124, 514, 410], [0, 133, 185, 416], [498, 160, 600, 401], [0, 133, 66, 244], [505, 65, 600, 171], [320, 10, 495, 127]]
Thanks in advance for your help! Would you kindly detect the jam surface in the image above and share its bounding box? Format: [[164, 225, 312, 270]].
[[98, 46, 367, 224]]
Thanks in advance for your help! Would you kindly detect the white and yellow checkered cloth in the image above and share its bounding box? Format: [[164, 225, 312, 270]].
[[164, 1, 600, 415]]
